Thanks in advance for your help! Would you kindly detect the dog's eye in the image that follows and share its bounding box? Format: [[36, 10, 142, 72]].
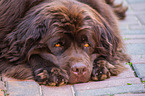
[[84, 43, 90, 47], [55, 43, 61, 47], [54, 42, 64, 47]]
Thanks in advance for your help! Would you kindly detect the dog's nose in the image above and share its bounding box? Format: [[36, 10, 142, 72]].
[[71, 63, 87, 76]]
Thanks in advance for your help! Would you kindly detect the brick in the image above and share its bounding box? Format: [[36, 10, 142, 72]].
[[75, 84, 145, 96], [132, 64, 145, 78], [124, 39, 145, 44], [115, 93, 145, 96], [137, 14, 145, 24], [130, 3, 145, 11], [131, 55, 145, 64], [129, 25, 145, 30], [74, 78, 141, 91], [121, 30, 145, 35], [119, 16, 140, 25], [126, 44, 145, 55], [126, 0, 145, 4], [6, 81, 40, 96], [122, 34, 145, 39], [119, 24, 129, 31], [41, 85, 74, 96]]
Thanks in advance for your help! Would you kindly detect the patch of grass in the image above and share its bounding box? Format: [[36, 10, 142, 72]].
[[140, 55, 143, 58], [126, 62, 132, 66], [124, 38, 129, 40], [141, 81, 145, 83], [127, 83, 132, 85]]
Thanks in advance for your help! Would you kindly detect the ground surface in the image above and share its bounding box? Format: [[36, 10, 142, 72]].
[[0, 0, 145, 96]]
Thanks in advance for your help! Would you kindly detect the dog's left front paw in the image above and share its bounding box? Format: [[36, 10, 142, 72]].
[[91, 60, 110, 81]]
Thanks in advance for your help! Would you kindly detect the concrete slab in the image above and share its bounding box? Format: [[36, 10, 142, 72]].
[[75, 84, 145, 96], [6, 81, 41, 96], [132, 64, 145, 78], [41, 85, 74, 96]]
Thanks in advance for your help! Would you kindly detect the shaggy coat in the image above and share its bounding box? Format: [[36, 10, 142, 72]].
[[0, 0, 130, 86]]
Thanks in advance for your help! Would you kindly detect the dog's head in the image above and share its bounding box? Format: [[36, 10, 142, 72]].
[[6, 1, 119, 83]]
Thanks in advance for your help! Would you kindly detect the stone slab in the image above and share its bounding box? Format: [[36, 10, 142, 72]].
[[130, 3, 145, 11], [41, 85, 74, 96], [74, 78, 141, 91], [6, 81, 40, 96], [121, 30, 145, 35], [129, 25, 145, 30], [119, 16, 139, 25], [126, 0, 145, 4], [115, 93, 145, 96], [132, 64, 145, 78], [131, 55, 145, 64], [75, 84, 145, 96], [137, 14, 145, 25], [126, 44, 145, 55]]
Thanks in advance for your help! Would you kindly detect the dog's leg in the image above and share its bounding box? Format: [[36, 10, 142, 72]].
[[29, 55, 68, 86]]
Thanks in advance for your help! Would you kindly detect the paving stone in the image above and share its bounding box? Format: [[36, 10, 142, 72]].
[[129, 25, 145, 30], [119, 24, 129, 31], [131, 55, 145, 64], [126, 44, 145, 55], [115, 93, 145, 96], [6, 81, 40, 96], [126, 0, 145, 4], [119, 16, 140, 25], [75, 84, 145, 96], [130, 3, 145, 11], [74, 78, 141, 91], [124, 39, 145, 44], [41, 85, 74, 96], [137, 14, 145, 25], [122, 35, 145, 39], [121, 30, 145, 35], [132, 64, 145, 78]]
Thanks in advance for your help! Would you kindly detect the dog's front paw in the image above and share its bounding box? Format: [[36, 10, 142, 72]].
[[34, 67, 68, 86], [91, 60, 110, 81]]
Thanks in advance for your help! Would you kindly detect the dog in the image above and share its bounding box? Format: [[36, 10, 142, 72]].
[[0, 0, 130, 86]]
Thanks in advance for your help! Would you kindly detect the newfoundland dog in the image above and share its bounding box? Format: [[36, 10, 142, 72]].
[[0, 0, 130, 86]]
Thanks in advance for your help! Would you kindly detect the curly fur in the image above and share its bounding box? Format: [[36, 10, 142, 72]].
[[0, 0, 130, 85]]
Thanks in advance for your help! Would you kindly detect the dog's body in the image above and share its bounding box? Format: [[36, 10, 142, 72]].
[[0, 0, 130, 86]]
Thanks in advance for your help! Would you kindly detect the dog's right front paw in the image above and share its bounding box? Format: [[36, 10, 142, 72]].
[[34, 67, 68, 86]]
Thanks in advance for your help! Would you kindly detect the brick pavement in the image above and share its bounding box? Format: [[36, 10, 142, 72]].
[[0, 0, 145, 96]]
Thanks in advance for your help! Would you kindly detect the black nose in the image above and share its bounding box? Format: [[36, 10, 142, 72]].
[[71, 63, 87, 76]]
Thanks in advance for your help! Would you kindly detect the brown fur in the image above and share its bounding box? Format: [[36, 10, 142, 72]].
[[0, 0, 130, 86]]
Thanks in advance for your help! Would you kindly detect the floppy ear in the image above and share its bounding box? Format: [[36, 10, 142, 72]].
[[92, 18, 120, 60], [1, 18, 49, 63]]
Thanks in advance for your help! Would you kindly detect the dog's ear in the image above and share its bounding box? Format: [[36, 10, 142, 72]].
[[92, 18, 120, 60], [2, 18, 49, 63]]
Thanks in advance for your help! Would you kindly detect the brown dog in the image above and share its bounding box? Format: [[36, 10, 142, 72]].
[[0, 0, 130, 86]]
